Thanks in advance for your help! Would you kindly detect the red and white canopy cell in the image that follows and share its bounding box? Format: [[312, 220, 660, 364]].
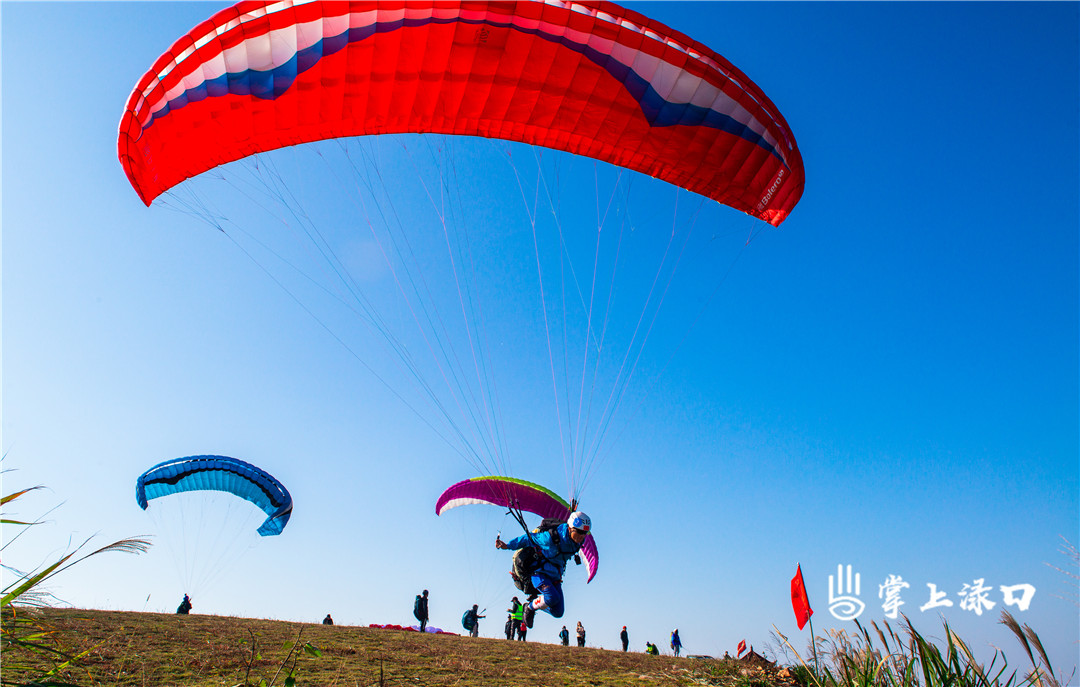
[[118, 0, 804, 225]]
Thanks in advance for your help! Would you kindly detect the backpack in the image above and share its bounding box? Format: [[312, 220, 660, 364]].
[[510, 518, 565, 593], [413, 596, 423, 621], [462, 610, 475, 631], [511, 548, 538, 594], [534, 517, 564, 536]]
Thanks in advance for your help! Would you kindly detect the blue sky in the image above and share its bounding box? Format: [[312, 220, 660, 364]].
[[3, 0, 1077, 676]]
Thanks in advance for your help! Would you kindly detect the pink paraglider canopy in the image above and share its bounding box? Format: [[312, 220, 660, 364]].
[[436, 476, 598, 583]]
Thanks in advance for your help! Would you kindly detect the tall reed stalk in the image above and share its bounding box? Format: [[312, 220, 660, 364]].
[[773, 613, 1068, 687], [2, 477, 151, 685]]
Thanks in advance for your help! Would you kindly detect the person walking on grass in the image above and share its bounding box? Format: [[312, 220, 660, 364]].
[[671, 628, 682, 657]]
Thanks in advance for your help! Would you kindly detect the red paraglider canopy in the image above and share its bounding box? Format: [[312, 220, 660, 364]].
[[118, 0, 803, 225]]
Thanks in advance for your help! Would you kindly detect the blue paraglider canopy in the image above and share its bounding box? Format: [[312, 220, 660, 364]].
[[136, 455, 292, 536]]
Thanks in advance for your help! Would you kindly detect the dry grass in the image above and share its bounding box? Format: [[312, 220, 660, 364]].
[[2, 607, 800, 687], [770, 613, 1071, 687]]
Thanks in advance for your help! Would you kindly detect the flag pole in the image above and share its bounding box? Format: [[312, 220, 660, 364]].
[[791, 564, 819, 676], [803, 567, 819, 675]]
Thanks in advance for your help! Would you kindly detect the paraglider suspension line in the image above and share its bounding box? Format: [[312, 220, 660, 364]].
[[505, 502, 537, 547]]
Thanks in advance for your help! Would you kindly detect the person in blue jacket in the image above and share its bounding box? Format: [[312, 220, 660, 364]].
[[495, 511, 591, 621], [671, 628, 682, 657]]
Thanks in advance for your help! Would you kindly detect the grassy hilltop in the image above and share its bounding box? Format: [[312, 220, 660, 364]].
[[2, 607, 795, 687]]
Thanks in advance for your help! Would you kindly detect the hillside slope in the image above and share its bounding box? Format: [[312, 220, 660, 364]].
[[4, 608, 799, 686]]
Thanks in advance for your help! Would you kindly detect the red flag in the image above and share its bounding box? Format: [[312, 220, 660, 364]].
[[791, 564, 813, 630], [737, 639, 747, 656]]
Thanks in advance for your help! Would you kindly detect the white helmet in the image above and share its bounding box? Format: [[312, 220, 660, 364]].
[[568, 511, 591, 533]]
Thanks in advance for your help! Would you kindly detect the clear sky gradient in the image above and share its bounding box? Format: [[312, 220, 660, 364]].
[[3, 1, 1077, 677]]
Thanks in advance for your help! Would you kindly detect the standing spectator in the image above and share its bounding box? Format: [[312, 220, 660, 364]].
[[671, 628, 682, 657], [505, 600, 522, 639], [620, 625, 629, 651], [559, 625, 570, 646], [322, 613, 334, 625], [517, 616, 528, 642], [413, 590, 430, 633], [464, 604, 485, 637], [575, 621, 586, 647], [505, 596, 523, 640], [176, 594, 192, 615]]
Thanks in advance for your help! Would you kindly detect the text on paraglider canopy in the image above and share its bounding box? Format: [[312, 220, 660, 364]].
[[757, 167, 786, 211]]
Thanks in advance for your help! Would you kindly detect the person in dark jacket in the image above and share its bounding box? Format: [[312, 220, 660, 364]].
[[322, 613, 334, 625], [620, 625, 629, 651], [176, 594, 192, 614], [559, 625, 570, 646], [464, 604, 485, 637], [413, 590, 429, 632]]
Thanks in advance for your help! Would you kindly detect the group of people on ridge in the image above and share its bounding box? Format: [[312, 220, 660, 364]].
[[175, 508, 682, 654], [408, 509, 592, 640], [556, 621, 586, 646]]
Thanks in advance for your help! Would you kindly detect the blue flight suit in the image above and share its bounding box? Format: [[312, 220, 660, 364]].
[[504, 522, 582, 618]]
